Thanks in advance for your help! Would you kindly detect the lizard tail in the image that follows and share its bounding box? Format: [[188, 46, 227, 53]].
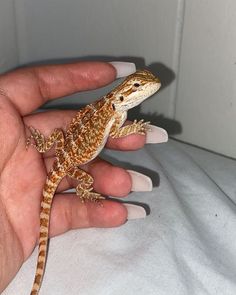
[[30, 168, 64, 295]]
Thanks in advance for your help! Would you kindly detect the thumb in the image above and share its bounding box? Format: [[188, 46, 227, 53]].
[[48, 195, 127, 238]]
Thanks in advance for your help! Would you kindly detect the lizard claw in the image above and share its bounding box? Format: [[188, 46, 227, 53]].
[[26, 126, 46, 152], [76, 186, 105, 203], [26, 126, 35, 150], [133, 119, 151, 135]]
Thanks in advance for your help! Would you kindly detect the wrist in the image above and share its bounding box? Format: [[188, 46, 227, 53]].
[[0, 200, 24, 292]]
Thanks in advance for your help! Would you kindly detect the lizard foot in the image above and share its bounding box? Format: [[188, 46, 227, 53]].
[[26, 126, 45, 151], [76, 188, 105, 203], [133, 119, 151, 135]]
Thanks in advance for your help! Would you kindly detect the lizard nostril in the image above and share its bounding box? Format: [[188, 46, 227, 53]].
[[119, 96, 124, 101], [134, 83, 140, 87], [107, 93, 113, 98]]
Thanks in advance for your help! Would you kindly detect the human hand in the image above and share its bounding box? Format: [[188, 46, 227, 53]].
[[0, 61, 168, 292]]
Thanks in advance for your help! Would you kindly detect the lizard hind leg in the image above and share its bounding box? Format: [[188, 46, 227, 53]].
[[67, 167, 105, 203]]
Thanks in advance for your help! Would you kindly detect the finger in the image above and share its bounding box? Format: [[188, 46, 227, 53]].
[[107, 129, 146, 150], [49, 196, 127, 237], [24, 110, 147, 155], [44, 157, 132, 197], [24, 109, 77, 138], [0, 62, 116, 115]]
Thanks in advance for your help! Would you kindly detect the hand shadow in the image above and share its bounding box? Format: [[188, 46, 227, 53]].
[[101, 152, 161, 216]]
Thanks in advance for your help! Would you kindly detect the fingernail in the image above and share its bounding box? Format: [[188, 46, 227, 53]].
[[146, 125, 168, 144], [127, 170, 153, 192], [109, 61, 136, 78], [124, 204, 147, 220]]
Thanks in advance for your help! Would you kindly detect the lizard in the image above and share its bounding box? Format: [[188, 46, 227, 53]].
[[26, 69, 161, 295]]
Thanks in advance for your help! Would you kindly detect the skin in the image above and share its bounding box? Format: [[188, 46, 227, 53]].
[[0, 61, 147, 292]]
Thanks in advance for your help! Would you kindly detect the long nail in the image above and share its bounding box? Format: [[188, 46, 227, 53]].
[[124, 204, 147, 220], [109, 61, 136, 78], [146, 125, 168, 144], [127, 170, 153, 192]]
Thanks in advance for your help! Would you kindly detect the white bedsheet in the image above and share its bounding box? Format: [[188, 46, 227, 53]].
[[3, 139, 236, 295]]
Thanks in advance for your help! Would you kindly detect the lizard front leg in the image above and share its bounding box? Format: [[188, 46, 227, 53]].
[[67, 166, 104, 202], [26, 127, 65, 154], [110, 119, 150, 138]]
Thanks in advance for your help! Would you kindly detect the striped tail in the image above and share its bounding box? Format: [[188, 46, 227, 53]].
[[30, 168, 64, 295]]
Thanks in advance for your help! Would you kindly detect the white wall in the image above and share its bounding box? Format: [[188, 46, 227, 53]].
[[14, 0, 181, 118], [1, 0, 236, 157], [175, 0, 236, 158], [0, 0, 19, 72]]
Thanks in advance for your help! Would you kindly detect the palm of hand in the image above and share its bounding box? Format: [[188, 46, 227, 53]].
[[0, 97, 48, 260], [0, 62, 147, 291]]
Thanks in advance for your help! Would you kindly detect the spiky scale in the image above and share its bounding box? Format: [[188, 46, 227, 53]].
[[28, 69, 161, 294]]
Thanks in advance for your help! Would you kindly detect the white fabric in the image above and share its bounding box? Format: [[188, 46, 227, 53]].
[[3, 140, 236, 295]]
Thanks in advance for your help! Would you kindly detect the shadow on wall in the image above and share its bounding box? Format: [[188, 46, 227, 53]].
[[25, 55, 182, 136]]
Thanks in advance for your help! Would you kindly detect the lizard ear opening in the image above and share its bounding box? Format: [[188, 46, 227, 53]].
[[112, 103, 116, 111]]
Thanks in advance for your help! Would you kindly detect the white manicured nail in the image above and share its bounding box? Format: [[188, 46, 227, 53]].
[[109, 62, 136, 78], [127, 170, 153, 192], [146, 125, 168, 144], [124, 204, 147, 220]]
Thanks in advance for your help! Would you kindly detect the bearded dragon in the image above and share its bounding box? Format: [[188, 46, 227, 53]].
[[27, 69, 161, 294]]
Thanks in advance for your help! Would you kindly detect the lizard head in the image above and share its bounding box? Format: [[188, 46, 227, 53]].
[[106, 69, 161, 112]]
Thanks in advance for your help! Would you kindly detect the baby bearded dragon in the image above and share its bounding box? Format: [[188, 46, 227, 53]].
[[27, 69, 161, 295]]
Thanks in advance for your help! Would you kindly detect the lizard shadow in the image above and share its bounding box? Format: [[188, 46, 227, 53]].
[[27, 55, 175, 93], [102, 153, 160, 188], [36, 55, 182, 136]]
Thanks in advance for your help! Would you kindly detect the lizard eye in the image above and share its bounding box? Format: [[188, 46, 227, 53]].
[[134, 83, 140, 87], [119, 96, 124, 101]]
